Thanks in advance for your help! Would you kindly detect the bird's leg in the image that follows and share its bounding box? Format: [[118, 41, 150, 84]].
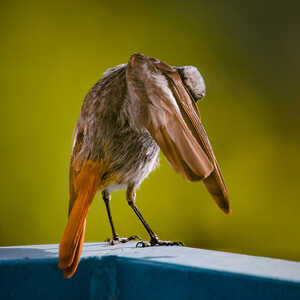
[[102, 190, 140, 245], [126, 185, 184, 248]]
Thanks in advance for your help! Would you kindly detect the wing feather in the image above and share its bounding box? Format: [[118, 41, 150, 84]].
[[126, 54, 230, 213], [164, 69, 230, 213], [126, 56, 214, 181]]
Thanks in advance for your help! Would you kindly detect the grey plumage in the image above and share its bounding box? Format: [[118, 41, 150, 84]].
[[73, 63, 160, 191], [174, 66, 206, 100]]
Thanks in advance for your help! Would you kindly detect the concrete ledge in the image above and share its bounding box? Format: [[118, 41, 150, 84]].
[[0, 243, 300, 299]]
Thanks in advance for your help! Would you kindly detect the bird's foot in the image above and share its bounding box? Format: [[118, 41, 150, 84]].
[[136, 235, 184, 248], [106, 235, 141, 245]]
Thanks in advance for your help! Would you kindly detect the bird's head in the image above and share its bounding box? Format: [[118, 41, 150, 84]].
[[174, 66, 206, 102]]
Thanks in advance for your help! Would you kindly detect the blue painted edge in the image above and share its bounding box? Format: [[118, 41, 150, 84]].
[[1, 244, 300, 300], [2, 242, 300, 282], [1, 255, 299, 287], [114, 256, 300, 288]]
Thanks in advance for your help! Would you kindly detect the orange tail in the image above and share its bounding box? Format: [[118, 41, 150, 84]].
[[58, 161, 104, 278], [61, 220, 86, 278]]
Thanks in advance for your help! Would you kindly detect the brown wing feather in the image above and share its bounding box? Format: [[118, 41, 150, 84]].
[[147, 108, 213, 181], [163, 68, 231, 214], [127, 54, 230, 214], [126, 56, 214, 182]]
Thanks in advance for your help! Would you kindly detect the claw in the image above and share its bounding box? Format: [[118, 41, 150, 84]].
[[136, 241, 151, 248], [106, 235, 141, 245], [136, 238, 184, 248]]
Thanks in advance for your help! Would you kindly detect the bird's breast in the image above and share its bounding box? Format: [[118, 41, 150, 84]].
[[106, 130, 160, 190]]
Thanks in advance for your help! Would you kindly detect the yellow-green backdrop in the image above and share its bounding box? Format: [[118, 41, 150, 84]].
[[1, 0, 300, 261]]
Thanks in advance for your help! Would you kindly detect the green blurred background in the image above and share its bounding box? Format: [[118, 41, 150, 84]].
[[1, 0, 300, 261]]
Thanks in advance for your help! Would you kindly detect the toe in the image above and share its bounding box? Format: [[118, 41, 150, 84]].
[[136, 241, 151, 248]]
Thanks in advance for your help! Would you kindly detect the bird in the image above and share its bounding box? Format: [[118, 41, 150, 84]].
[[58, 53, 230, 278]]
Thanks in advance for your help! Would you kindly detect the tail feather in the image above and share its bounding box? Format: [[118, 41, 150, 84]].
[[62, 221, 86, 278], [58, 161, 104, 277]]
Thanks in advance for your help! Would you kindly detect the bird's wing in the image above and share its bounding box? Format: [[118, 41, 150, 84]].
[[126, 55, 213, 182], [165, 68, 230, 214], [126, 54, 230, 213]]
